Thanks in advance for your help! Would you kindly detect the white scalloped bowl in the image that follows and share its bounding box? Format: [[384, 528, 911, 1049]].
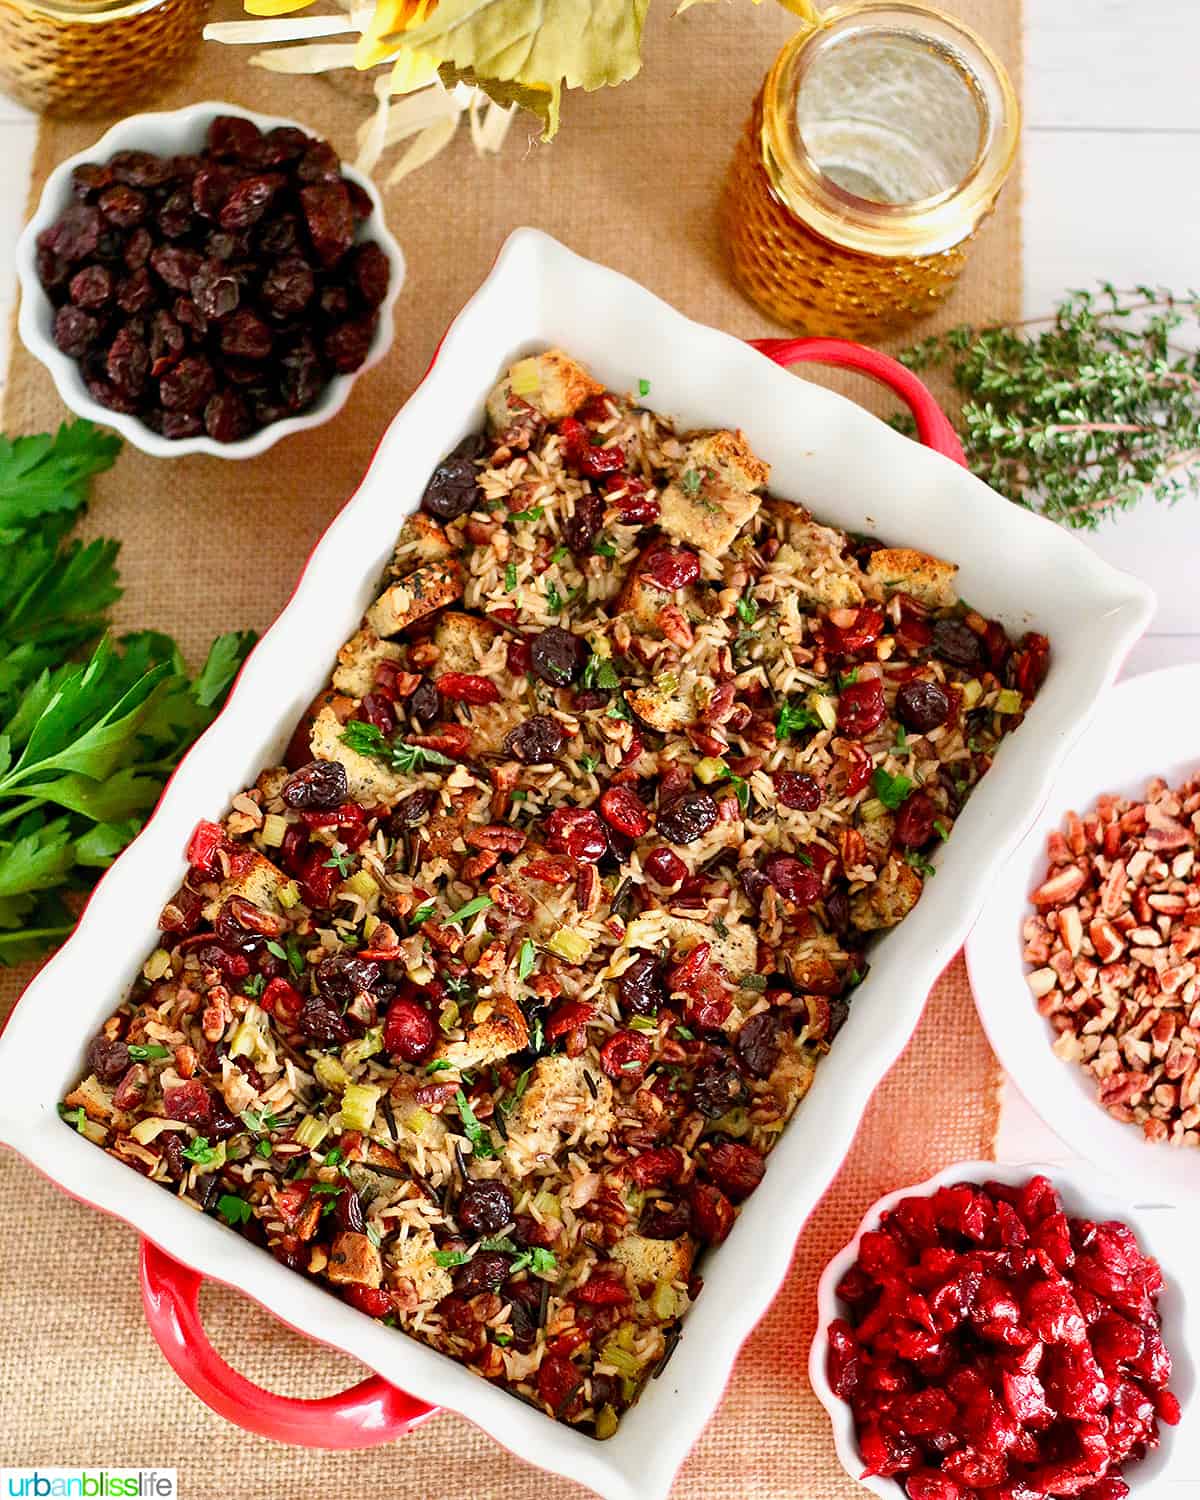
[[810, 1160, 1195, 1495], [0, 232, 1157, 1500], [15, 100, 405, 460]]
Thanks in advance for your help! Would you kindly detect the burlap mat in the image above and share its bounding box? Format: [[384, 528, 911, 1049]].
[[0, 0, 1018, 1489]]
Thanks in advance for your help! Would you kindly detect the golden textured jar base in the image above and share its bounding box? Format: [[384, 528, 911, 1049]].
[[721, 106, 975, 341], [0, 0, 207, 116]]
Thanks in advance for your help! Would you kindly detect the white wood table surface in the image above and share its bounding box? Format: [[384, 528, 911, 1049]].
[[2, 2, 1199, 1487]]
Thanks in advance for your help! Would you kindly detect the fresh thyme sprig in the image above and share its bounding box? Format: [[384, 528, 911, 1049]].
[[898, 283, 1200, 529]]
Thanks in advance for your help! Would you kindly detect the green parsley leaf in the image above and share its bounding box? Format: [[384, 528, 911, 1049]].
[[517, 936, 536, 981], [0, 420, 120, 531], [872, 766, 915, 810], [527, 1247, 557, 1275], [582, 653, 621, 691], [182, 1136, 217, 1165], [550, 545, 569, 565], [256, 1139, 273, 1159], [265, 939, 288, 964], [637, 378, 651, 398], [713, 915, 729, 939], [546, 582, 563, 614], [445, 894, 494, 928], [628, 1015, 658, 1033], [126, 1043, 170, 1061], [606, 694, 632, 722], [324, 1147, 345, 1167], [905, 850, 937, 878], [499, 1065, 533, 1116], [508, 506, 544, 523], [310, 1182, 343, 1196], [838, 667, 860, 688], [410, 899, 437, 927], [455, 1087, 496, 1159], [504, 562, 518, 593], [242, 973, 265, 998], [324, 850, 354, 876], [934, 819, 951, 841], [59, 1104, 87, 1133], [673, 1025, 695, 1041], [494, 1332, 513, 1346], [593, 535, 618, 559], [434, 1249, 470, 1268], [478, 1235, 519, 1253], [216, 1194, 253, 1226], [776, 700, 819, 740], [338, 719, 388, 759], [579, 753, 598, 774], [735, 593, 758, 625], [425, 1058, 453, 1075], [680, 468, 702, 496], [339, 721, 455, 774]]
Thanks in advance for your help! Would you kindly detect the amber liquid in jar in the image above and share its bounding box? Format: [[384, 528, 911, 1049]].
[[721, 3, 1019, 339]]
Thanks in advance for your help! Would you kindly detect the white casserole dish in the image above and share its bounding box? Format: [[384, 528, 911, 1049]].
[[0, 229, 1155, 1499]]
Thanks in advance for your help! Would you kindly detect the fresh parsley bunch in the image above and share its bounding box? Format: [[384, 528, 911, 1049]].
[[0, 422, 255, 964]]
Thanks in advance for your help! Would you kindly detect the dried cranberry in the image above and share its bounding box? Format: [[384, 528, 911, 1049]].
[[106, 323, 149, 397], [421, 433, 485, 521], [761, 851, 822, 905], [390, 789, 437, 830], [458, 1179, 514, 1236], [454, 1251, 510, 1296], [640, 544, 701, 591], [537, 1352, 583, 1415], [298, 994, 351, 1046], [896, 679, 951, 733], [280, 335, 323, 412], [72, 162, 113, 199], [262, 255, 315, 318], [204, 390, 251, 443], [706, 1142, 764, 1201], [639, 1198, 692, 1239], [343, 1285, 393, 1319], [933, 618, 984, 668], [53, 306, 99, 358], [334, 1186, 366, 1234], [837, 678, 887, 738], [186, 819, 225, 875], [894, 791, 938, 850], [40, 204, 101, 263], [544, 807, 608, 862], [691, 1064, 748, 1120], [85, 376, 139, 415], [618, 952, 666, 1017], [627, 1147, 682, 1187], [530, 626, 586, 687], [281, 759, 348, 810], [734, 1011, 780, 1078], [159, 355, 216, 413], [86, 1035, 130, 1084], [657, 791, 718, 846], [435, 672, 500, 705], [219, 173, 281, 232], [545, 1000, 593, 1041], [68, 265, 112, 311], [163, 1080, 213, 1126], [599, 786, 649, 838], [296, 138, 340, 183], [504, 714, 565, 764], [604, 473, 659, 524], [99, 184, 146, 228], [599, 1030, 653, 1081], [300, 181, 354, 266], [207, 114, 264, 162], [382, 996, 435, 1063], [563, 490, 604, 554], [150, 245, 202, 292], [643, 846, 687, 886], [775, 770, 822, 811], [690, 1181, 736, 1244], [114, 267, 154, 315]]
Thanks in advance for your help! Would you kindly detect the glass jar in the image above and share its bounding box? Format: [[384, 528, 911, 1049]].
[[721, 2, 1019, 339], [0, 0, 206, 116]]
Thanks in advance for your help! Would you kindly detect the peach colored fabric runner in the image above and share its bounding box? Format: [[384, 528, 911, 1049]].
[[0, 0, 1018, 1490]]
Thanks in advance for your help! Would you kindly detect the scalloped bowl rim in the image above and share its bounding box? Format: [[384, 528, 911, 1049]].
[[15, 99, 405, 460], [809, 1159, 1195, 1496]]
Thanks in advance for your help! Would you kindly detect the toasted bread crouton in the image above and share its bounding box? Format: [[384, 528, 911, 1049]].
[[432, 610, 501, 675], [771, 529, 866, 610], [389, 1228, 454, 1306], [850, 854, 924, 931], [778, 927, 854, 992], [767, 1037, 818, 1119], [866, 547, 959, 609], [327, 1231, 383, 1288], [64, 1074, 115, 1123], [285, 689, 355, 771], [624, 913, 757, 983], [332, 628, 403, 699], [310, 704, 406, 805], [858, 812, 895, 869], [615, 549, 704, 640], [367, 558, 463, 638], [628, 673, 700, 734], [486, 349, 605, 432], [659, 430, 768, 555], [611, 1233, 694, 1289], [433, 991, 528, 1071], [502, 1055, 614, 1176], [202, 850, 290, 921], [391, 512, 453, 570]]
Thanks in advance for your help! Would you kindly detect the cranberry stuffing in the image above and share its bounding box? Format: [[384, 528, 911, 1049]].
[[530, 626, 587, 687], [599, 786, 649, 838], [690, 1182, 736, 1244], [896, 678, 951, 733], [504, 714, 565, 764], [643, 845, 687, 886], [656, 790, 718, 846], [458, 1179, 514, 1236], [775, 770, 822, 811], [599, 1030, 653, 1081], [932, 618, 984, 668], [762, 851, 822, 905], [640, 543, 701, 592], [163, 1080, 213, 1126], [343, 1285, 393, 1319], [435, 672, 500, 705], [734, 1011, 781, 1078], [563, 490, 604, 554], [544, 806, 608, 863], [383, 997, 436, 1063], [837, 678, 887, 738]]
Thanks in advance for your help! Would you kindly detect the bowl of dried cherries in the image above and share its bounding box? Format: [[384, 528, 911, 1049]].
[[16, 101, 404, 459], [810, 1162, 1192, 1500]]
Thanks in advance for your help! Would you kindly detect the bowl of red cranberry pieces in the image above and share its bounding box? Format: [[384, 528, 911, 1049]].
[[810, 1164, 1192, 1500], [16, 101, 404, 459]]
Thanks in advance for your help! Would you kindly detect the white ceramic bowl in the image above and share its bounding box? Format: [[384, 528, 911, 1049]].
[[0, 230, 1154, 1500], [15, 100, 405, 460], [967, 665, 1200, 1204], [810, 1160, 1196, 1496]]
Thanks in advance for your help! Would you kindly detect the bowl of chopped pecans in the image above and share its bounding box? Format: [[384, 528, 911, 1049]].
[[967, 663, 1200, 1202]]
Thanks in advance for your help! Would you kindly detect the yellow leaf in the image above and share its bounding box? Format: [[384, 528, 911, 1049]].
[[391, 0, 650, 137], [243, 0, 319, 17], [356, 0, 438, 70]]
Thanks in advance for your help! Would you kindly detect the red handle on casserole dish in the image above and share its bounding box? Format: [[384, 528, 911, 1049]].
[[749, 336, 967, 466], [139, 1238, 437, 1446]]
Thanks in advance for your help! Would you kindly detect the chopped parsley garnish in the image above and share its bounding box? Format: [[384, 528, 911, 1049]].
[[182, 1136, 217, 1165], [366, 1225, 382, 1248], [606, 693, 632, 722], [324, 850, 354, 876], [593, 535, 618, 559], [934, 819, 951, 842], [628, 1015, 658, 1033], [550, 545, 569, 565], [713, 915, 729, 939], [838, 667, 860, 688], [673, 1025, 695, 1041], [240, 1109, 281, 1135], [776, 700, 819, 741], [425, 1059, 452, 1074], [266, 937, 305, 977], [893, 725, 910, 754], [546, 581, 563, 614], [479, 1235, 519, 1253], [59, 1105, 87, 1134], [531, 1017, 545, 1054], [340, 720, 454, 773], [499, 1065, 533, 1116], [217, 1194, 252, 1226], [680, 468, 702, 496], [517, 937, 536, 981], [256, 1139, 273, 1159], [445, 895, 494, 928], [905, 851, 937, 878], [724, 773, 750, 812], [582, 653, 621, 691], [739, 974, 768, 992], [434, 1249, 470, 1268], [494, 1332, 513, 1346], [242, 973, 265, 998], [504, 562, 518, 593], [126, 1043, 170, 1061], [310, 1181, 344, 1196], [455, 1088, 496, 1159], [410, 900, 437, 928], [735, 593, 758, 625], [872, 766, 915, 810], [324, 1147, 345, 1167], [637, 378, 651, 398], [508, 506, 544, 523], [510, 1246, 557, 1276]]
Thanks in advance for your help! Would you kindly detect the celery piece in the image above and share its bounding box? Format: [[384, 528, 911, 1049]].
[[341, 1083, 382, 1133]]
